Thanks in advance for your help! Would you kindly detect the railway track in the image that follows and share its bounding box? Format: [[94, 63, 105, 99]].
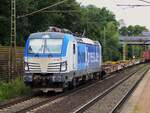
[[109, 66, 149, 113], [0, 78, 99, 113], [0, 63, 146, 113], [29, 64, 146, 113], [0, 95, 34, 109], [76, 64, 150, 113]]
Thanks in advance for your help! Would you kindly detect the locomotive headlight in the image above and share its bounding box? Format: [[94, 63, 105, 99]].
[[61, 62, 67, 71], [24, 62, 29, 71]]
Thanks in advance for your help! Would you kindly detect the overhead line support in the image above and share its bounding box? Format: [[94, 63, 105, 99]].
[[9, 0, 17, 81]]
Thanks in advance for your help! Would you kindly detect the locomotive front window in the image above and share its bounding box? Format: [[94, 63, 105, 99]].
[[28, 39, 45, 54], [28, 38, 63, 54], [45, 39, 63, 54]]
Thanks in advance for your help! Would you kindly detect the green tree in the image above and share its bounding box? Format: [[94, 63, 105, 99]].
[[119, 25, 148, 36], [104, 22, 121, 61], [0, 0, 10, 45], [79, 6, 120, 61]]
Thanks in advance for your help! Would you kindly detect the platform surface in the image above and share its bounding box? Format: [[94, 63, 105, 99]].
[[120, 69, 150, 113]]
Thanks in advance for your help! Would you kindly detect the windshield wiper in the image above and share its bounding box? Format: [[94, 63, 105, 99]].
[[48, 53, 53, 57], [34, 53, 39, 57], [44, 47, 52, 57]]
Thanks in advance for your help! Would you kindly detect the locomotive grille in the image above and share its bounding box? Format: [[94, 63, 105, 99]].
[[47, 63, 61, 72], [28, 62, 41, 73]]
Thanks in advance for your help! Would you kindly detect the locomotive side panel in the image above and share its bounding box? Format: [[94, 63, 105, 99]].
[[86, 44, 101, 73]]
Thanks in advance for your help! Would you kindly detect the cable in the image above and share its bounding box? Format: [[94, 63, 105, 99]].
[[17, 0, 67, 19], [117, 4, 150, 7], [138, 0, 150, 4], [43, 10, 81, 13]]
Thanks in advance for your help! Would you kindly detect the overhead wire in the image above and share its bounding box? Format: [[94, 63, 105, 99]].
[[138, 0, 150, 4], [43, 0, 83, 14], [43, 10, 81, 13], [117, 4, 150, 7], [17, 0, 68, 19], [117, 0, 150, 8]]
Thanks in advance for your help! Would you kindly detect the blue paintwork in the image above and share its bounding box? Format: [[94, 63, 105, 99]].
[[61, 34, 72, 57], [77, 43, 86, 70], [24, 39, 29, 57], [76, 42, 101, 71], [86, 44, 100, 69]]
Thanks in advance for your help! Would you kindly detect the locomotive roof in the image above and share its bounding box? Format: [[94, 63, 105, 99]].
[[29, 32, 65, 39], [75, 37, 100, 45], [29, 32, 100, 45]]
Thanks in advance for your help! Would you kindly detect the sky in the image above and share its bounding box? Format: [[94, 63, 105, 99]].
[[76, 0, 150, 30]]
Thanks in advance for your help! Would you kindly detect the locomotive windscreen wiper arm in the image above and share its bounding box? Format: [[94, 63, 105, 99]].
[[48, 53, 52, 57], [34, 53, 39, 57]]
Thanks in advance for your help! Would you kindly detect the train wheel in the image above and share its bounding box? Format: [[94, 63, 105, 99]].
[[68, 78, 76, 89], [68, 82, 73, 90], [63, 82, 69, 92], [82, 75, 86, 83], [72, 78, 77, 88], [99, 70, 106, 80], [93, 73, 98, 80]]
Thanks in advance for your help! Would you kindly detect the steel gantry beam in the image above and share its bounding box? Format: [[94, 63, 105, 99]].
[[119, 35, 150, 61]]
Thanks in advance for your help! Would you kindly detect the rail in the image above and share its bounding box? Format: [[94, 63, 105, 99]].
[[109, 65, 149, 113], [73, 64, 149, 113]]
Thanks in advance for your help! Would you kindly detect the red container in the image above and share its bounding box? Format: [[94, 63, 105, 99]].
[[143, 51, 150, 61]]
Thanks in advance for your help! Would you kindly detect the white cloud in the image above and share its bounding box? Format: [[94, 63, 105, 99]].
[[76, 0, 150, 30]]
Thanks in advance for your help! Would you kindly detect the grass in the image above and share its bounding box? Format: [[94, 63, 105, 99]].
[[0, 78, 31, 102], [131, 105, 140, 113]]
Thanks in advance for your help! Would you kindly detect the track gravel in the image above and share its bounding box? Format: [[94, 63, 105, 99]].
[[83, 64, 150, 113]]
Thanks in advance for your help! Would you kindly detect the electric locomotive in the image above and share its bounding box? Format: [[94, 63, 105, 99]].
[[24, 27, 102, 92]]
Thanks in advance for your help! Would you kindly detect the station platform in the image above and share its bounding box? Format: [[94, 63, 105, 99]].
[[120, 69, 150, 113]]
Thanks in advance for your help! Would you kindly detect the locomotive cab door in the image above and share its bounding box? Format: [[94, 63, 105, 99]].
[[73, 42, 77, 70]]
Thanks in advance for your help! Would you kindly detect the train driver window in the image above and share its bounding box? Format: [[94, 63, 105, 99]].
[[73, 44, 75, 54]]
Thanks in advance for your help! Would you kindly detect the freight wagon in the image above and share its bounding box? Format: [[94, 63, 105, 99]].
[[143, 50, 150, 62]]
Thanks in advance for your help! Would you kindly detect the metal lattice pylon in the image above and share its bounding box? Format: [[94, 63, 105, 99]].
[[9, 0, 17, 81]]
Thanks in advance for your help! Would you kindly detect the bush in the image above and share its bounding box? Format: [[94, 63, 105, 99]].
[[0, 78, 31, 102]]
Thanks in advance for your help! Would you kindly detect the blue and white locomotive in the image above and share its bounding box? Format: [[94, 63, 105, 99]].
[[24, 28, 102, 92]]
